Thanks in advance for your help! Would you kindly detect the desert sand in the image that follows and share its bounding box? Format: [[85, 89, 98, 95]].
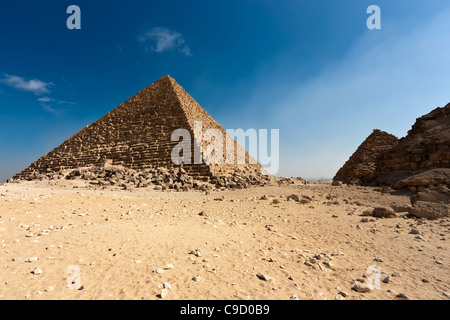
[[0, 179, 448, 300]]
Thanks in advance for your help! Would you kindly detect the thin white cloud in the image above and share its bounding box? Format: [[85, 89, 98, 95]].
[[57, 100, 76, 105], [41, 104, 59, 115], [138, 27, 192, 56], [1, 73, 76, 114], [1, 74, 53, 95], [37, 96, 55, 102]]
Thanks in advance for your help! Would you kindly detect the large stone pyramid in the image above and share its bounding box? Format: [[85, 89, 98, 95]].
[[15, 76, 262, 181]]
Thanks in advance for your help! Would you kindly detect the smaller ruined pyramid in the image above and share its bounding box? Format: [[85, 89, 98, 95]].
[[334, 103, 450, 187], [15, 76, 262, 180], [333, 129, 399, 185]]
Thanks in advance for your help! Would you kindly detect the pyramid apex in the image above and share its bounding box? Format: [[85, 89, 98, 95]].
[[161, 74, 175, 81], [153, 74, 178, 86]]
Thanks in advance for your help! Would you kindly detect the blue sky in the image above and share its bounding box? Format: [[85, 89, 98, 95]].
[[1, 0, 450, 181]]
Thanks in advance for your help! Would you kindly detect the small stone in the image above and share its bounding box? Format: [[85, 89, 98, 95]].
[[409, 229, 420, 235], [163, 282, 172, 290], [192, 275, 201, 282], [159, 288, 169, 299], [387, 289, 397, 294], [164, 263, 174, 270], [338, 291, 348, 297], [290, 295, 299, 300], [382, 276, 390, 284], [372, 207, 396, 218], [31, 267, 42, 275], [256, 272, 271, 281], [396, 293, 409, 300], [352, 282, 372, 293], [152, 268, 164, 274]]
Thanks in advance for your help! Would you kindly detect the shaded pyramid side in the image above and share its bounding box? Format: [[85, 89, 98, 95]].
[[169, 76, 262, 176], [333, 129, 399, 185]]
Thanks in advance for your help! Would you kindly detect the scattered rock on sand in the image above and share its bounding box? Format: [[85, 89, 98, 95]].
[[31, 267, 42, 275], [371, 207, 396, 218], [257, 272, 271, 281], [159, 288, 169, 299], [352, 281, 372, 293], [409, 201, 449, 219]]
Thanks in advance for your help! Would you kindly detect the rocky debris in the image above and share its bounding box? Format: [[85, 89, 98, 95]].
[[397, 169, 450, 191], [192, 275, 201, 282], [411, 185, 450, 203], [409, 201, 449, 219], [298, 195, 313, 205], [189, 249, 203, 257], [10, 165, 270, 192], [333, 129, 399, 185], [408, 185, 450, 219]]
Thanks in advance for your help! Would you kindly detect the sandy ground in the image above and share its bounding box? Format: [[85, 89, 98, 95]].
[[0, 179, 448, 300]]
